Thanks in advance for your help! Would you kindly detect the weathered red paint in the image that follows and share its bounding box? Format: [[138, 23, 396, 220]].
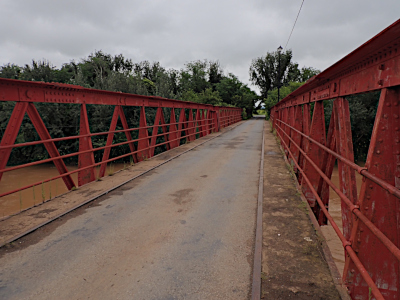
[[300, 101, 326, 209], [137, 106, 150, 161], [78, 104, 96, 186], [271, 19, 400, 299], [0, 81, 241, 208], [345, 87, 400, 299]]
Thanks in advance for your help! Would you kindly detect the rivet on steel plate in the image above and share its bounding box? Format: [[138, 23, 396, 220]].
[[376, 150, 381, 154]]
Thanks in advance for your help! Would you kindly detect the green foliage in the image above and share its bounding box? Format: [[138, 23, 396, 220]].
[[324, 92, 379, 162], [216, 73, 257, 118], [249, 49, 319, 109], [263, 82, 304, 119], [249, 50, 295, 99], [0, 63, 21, 79]]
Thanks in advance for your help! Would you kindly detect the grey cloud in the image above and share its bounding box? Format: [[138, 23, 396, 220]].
[[0, 0, 399, 90]]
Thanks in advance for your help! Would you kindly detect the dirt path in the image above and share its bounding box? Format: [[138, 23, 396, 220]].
[[261, 122, 346, 299]]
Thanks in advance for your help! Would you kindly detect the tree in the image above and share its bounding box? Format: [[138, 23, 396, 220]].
[[249, 50, 320, 99], [179, 60, 210, 93], [0, 63, 21, 79], [263, 82, 304, 118], [217, 74, 257, 118], [249, 50, 295, 100], [208, 60, 224, 90]]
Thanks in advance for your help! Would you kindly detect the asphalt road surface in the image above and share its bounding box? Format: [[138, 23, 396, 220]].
[[0, 118, 264, 300]]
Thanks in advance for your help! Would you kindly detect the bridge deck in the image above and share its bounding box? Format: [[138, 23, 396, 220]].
[[0, 118, 342, 299]]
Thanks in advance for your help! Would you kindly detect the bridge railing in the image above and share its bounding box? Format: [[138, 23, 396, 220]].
[[271, 19, 400, 300], [0, 79, 241, 217]]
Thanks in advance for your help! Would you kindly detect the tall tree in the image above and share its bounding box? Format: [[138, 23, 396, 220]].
[[249, 50, 295, 100]]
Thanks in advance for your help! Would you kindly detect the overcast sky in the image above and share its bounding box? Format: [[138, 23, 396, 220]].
[[0, 0, 399, 92]]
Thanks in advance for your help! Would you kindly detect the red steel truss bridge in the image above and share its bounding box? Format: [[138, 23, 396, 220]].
[[0, 82, 241, 194], [271, 19, 400, 300], [0, 18, 400, 300]]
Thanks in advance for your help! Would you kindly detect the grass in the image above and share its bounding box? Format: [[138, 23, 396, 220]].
[[261, 272, 267, 280], [256, 109, 266, 115], [41, 182, 45, 203], [286, 163, 296, 179], [299, 201, 309, 213], [107, 163, 115, 176]]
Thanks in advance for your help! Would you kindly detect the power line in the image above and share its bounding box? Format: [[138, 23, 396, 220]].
[[284, 0, 305, 51]]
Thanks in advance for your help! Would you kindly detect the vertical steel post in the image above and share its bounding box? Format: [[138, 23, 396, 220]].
[[137, 106, 150, 161], [317, 108, 337, 225], [168, 108, 179, 149], [78, 104, 95, 186]]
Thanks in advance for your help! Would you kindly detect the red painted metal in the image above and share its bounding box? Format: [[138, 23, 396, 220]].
[[0, 79, 241, 216], [137, 106, 150, 161], [301, 101, 326, 209], [0, 102, 29, 183], [168, 108, 179, 149], [187, 109, 196, 142], [26, 103, 76, 190], [271, 19, 400, 299], [78, 104, 96, 186], [149, 107, 170, 156]]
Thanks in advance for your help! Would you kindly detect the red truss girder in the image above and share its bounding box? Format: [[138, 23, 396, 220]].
[[271, 19, 400, 300], [0, 83, 242, 213]]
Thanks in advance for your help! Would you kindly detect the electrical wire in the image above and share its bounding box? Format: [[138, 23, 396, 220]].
[[284, 0, 305, 51]]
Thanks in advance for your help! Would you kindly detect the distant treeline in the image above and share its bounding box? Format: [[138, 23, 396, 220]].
[[0, 51, 260, 165]]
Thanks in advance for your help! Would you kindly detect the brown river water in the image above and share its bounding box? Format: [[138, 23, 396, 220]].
[[0, 163, 124, 219], [0, 161, 362, 276]]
